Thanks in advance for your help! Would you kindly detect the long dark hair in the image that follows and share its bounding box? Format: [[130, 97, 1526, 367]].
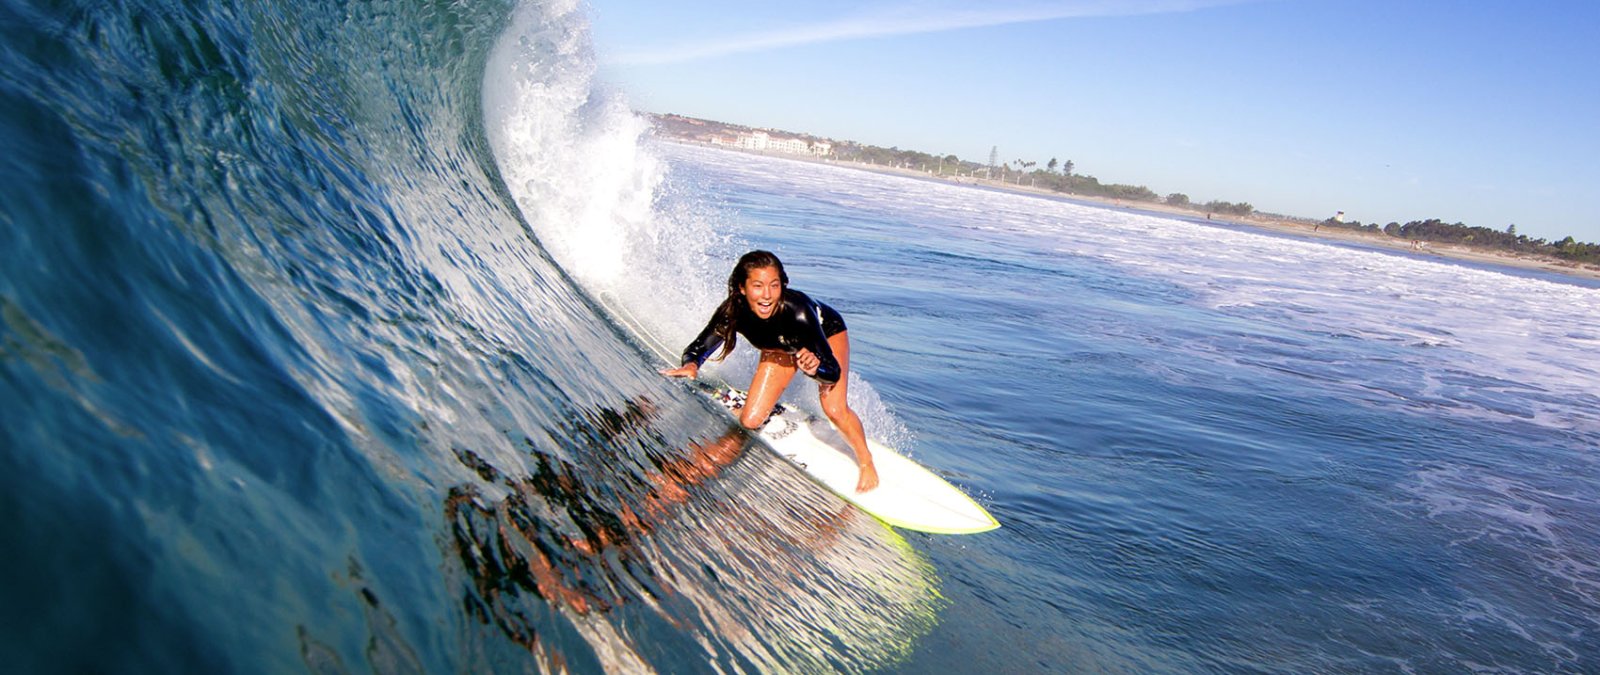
[[708, 250, 788, 361]]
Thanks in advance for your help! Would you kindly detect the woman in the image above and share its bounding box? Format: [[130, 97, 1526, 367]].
[[661, 250, 879, 492]]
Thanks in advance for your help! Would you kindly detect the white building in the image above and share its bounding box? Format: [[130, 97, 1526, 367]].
[[735, 131, 769, 151], [711, 130, 831, 157], [768, 136, 810, 154]]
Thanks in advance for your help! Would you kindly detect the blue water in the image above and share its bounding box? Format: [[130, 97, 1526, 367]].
[[4, 0, 1599, 672], [650, 145, 1600, 673]]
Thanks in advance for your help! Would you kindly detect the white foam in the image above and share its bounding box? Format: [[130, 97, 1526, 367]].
[[482, 2, 728, 338], [669, 146, 1600, 434], [481, 7, 906, 444], [1409, 465, 1600, 637]]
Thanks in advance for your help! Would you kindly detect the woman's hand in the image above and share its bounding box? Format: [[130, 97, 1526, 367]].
[[660, 362, 699, 379], [794, 348, 820, 376]]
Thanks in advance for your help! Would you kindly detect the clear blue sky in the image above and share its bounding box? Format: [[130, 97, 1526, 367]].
[[585, 0, 1600, 243]]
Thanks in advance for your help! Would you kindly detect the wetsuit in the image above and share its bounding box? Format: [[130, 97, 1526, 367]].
[[681, 288, 848, 383]]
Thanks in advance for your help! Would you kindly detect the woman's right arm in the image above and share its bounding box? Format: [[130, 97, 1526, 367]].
[[664, 309, 725, 378], [659, 362, 699, 379]]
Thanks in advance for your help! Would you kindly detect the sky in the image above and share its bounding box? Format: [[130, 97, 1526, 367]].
[[584, 0, 1600, 243]]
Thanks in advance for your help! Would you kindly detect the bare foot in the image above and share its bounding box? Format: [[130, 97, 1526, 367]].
[[856, 463, 879, 493]]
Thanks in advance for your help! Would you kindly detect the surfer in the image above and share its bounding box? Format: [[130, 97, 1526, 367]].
[[661, 250, 879, 492]]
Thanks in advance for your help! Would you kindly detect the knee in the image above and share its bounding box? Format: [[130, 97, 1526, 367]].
[[820, 398, 852, 424]]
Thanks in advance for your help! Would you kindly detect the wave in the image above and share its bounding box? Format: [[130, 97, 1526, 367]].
[[0, 0, 938, 671]]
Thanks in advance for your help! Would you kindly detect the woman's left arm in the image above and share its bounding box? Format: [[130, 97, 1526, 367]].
[[797, 306, 841, 383]]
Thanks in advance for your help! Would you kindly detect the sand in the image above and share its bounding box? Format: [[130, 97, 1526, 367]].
[[830, 157, 1600, 283], [661, 140, 1600, 283]]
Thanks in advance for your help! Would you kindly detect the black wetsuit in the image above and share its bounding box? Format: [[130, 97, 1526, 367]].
[[681, 288, 847, 383]]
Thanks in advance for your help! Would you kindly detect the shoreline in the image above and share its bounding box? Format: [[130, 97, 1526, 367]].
[[670, 140, 1600, 283], [840, 158, 1600, 283]]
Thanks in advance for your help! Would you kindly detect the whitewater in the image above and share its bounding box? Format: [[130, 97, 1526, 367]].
[[2, 0, 1597, 672]]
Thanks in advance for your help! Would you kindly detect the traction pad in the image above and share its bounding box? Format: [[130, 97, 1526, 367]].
[[711, 387, 798, 439]]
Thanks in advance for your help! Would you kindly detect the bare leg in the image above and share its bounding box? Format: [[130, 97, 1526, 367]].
[[741, 350, 798, 430], [818, 332, 878, 492]]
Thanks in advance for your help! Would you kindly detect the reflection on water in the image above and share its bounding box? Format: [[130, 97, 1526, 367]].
[[444, 396, 946, 671], [298, 559, 426, 675]]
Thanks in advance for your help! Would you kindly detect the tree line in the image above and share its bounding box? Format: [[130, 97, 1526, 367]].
[[831, 140, 1597, 266], [1317, 217, 1599, 264], [832, 142, 1256, 212], [650, 114, 1597, 267]]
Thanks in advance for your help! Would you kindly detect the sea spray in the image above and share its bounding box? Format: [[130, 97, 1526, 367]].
[[483, 1, 913, 449], [0, 0, 947, 670]]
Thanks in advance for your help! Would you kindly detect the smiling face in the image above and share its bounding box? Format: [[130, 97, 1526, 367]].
[[740, 265, 783, 319]]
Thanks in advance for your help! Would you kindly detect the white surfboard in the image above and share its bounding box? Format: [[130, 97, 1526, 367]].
[[703, 385, 999, 534], [600, 293, 999, 535]]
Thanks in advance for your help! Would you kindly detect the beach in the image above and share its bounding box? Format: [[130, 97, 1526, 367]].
[[685, 142, 1600, 283], [889, 162, 1600, 282], [848, 158, 1600, 282]]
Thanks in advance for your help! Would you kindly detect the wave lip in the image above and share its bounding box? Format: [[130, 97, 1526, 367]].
[[1, 0, 948, 672]]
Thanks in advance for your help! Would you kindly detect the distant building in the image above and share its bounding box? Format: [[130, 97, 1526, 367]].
[[768, 136, 810, 154], [736, 131, 769, 151], [710, 129, 831, 157]]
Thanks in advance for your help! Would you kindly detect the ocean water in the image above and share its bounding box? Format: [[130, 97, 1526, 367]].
[[649, 145, 1600, 673], [3, 0, 1598, 673]]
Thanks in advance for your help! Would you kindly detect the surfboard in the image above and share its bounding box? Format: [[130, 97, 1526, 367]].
[[702, 384, 999, 534], [599, 292, 999, 535]]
